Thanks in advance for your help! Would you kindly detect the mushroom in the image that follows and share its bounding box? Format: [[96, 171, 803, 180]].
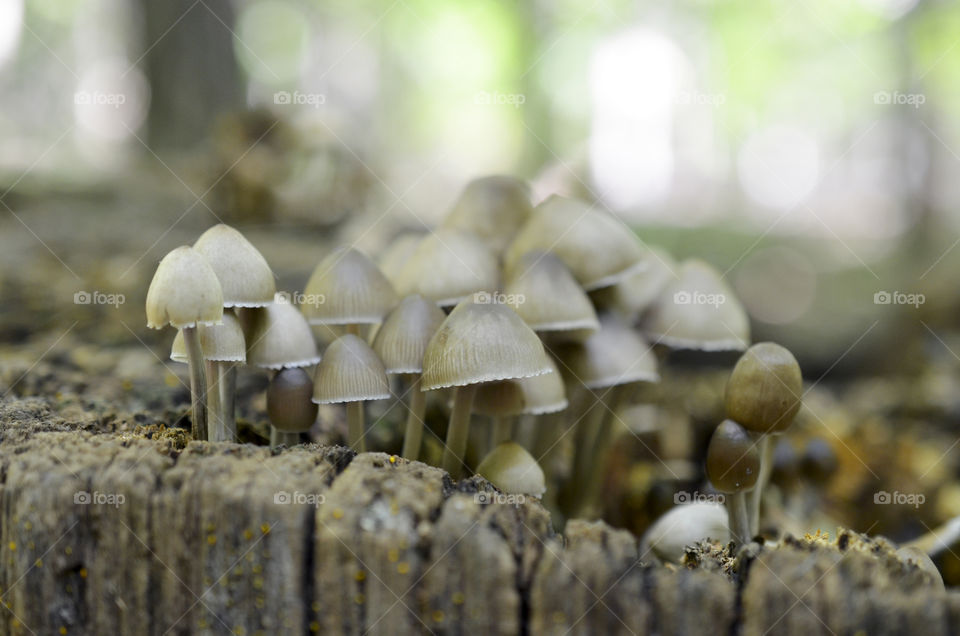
[[705, 419, 760, 546], [422, 300, 552, 477], [245, 295, 322, 370], [393, 229, 499, 307], [146, 246, 223, 440], [302, 247, 398, 336], [641, 502, 729, 563], [503, 195, 646, 291], [267, 367, 318, 448], [590, 246, 676, 324], [371, 295, 446, 460], [192, 224, 276, 307], [502, 251, 599, 337], [312, 334, 390, 452], [170, 313, 246, 441], [440, 175, 533, 252], [476, 441, 546, 497], [724, 342, 802, 536], [378, 233, 424, 289]]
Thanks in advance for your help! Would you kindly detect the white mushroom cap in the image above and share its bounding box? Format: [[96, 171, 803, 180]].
[[170, 313, 246, 362], [193, 224, 276, 308], [246, 295, 322, 369], [476, 442, 546, 496], [558, 314, 659, 389], [312, 334, 391, 404], [146, 246, 223, 329], [303, 247, 398, 325], [393, 229, 499, 307], [642, 502, 729, 563], [371, 294, 446, 374]]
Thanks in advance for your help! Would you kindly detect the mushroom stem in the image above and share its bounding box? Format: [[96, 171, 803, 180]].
[[345, 323, 361, 337], [491, 416, 513, 447], [727, 491, 751, 546], [441, 383, 477, 478], [181, 326, 208, 441], [401, 375, 426, 460], [575, 384, 628, 516], [270, 426, 300, 448], [748, 434, 773, 536], [205, 360, 223, 442], [347, 401, 366, 452], [220, 363, 237, 442], [568, 401, 606, 509]]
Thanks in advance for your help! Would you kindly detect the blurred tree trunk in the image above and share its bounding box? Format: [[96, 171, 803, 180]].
[[140, 0, 244, 153]]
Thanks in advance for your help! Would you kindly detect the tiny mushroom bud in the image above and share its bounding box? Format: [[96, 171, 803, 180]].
[[193, 224, 276, 307], [312, 334, 391, 453], [706, 419, 760, 546], [476, 441, 546, 497], [642, 502, 730, 563], [394, 229, 499, 307], [441, 175, 533, 252], [502, 251, 599, 335], [302, 247, 398, 334], [267, 367, 318, 448]]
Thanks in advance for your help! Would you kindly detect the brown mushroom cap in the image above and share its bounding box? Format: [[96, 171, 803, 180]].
[[705, 419, 760, 494], [312, 334, 391, 404], [502, 251, 599, 333], [371, 295, 446, 374], [193, 224, 276, 307], [246, 295, 322, 369], [267, 367, 318, 432], [146, 246, 223, 329], [393, 229, 499, 307], [303, 247, 398, 325], [441, 176, 532, 252], [725, 342, 802, 434]]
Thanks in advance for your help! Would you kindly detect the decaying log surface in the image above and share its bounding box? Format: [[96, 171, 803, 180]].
[[1, 396, 959, 635]]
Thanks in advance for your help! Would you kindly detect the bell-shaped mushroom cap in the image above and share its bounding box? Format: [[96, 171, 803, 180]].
[[441, 176, 532, 251], [476, 442, 546, 496], [557, 314, 659, 389], [246, 295, 322, 369], [642, 502, 729, 563], [378, 233, 423, 288], [503, 195, 645, 291], [312, 334, 391, 404], [146, 246, 224, 329], [371, 295, 446, 374], [393, 229, 499, 307], [474, 358, 568, 417], [705, 419, 760, 494], [591, 246, 676, 322], [725, 342, 802, 434], [193, 224, 276, 308], [421, 301, 552, 391], [642, 259, 750, 351], [171, 312, 246, 362], [503, 251, 599, 333], [267, 367, 318, 432], [303, 247, 398, 325]]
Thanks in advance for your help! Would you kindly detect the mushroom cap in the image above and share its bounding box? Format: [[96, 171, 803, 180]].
[[441, 175, 532, 251], [303, 247, 398, 325], [146, 246, 224, 329], [421, 301, 553, 391], [393, 229, 499, 306], [557, 314, 659, 389], [590, 246, 676, 322], [642, 502, 729, 563], [503, 195, 645, 290], [705, 419, 760, 494], [246, 295, 322, 369], [643, 259, 750, 351], [503, 251, 599, 333], [170, 312, 246, 362], [267, 367, 318, 432], [193, 224, 276, 308], [312, 334, 391, 404], [476, 441, 546, 496], [725, 342, 802, 434], [371, 295, 446, 374], [473, 358, 568, 417], [378, 233, 423, 289]]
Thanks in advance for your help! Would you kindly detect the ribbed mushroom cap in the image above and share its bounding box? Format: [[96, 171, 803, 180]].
[[312, 334, 391, 404], [193, 224, 276, 308], [246, 295, 321, 369], [267, 367, 318, 432], [705, 419, 760, 494], [725, 342, 802, 434], [441, 176, 532, 251], [146, 246, 224, 329], [476, 442, 546, 496], [371, 295, 446, 374], [421, 301, 552, 391], [504, 195, 645, 291], [591, 246, 675, 322], [378, 233, 423, 288], [642, 502, 729, 563], [473, 359, 568, 417], [503, 251, 599, 333], [393, 229, 499, 306], [303, 247, 398, 325], [171, 312, 246, 362], [557, 314, 659, 389], [643, 259, 750, 351]]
